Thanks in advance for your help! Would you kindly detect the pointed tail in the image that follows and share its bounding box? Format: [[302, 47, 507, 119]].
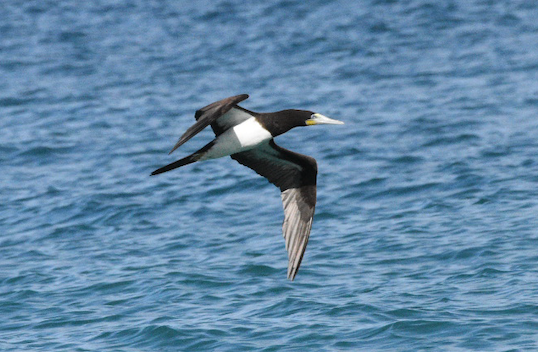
[[151, 140, 215, 176], [151, 155, 198, 175]]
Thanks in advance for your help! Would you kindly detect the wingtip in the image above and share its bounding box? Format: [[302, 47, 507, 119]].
[[287, 267, 297, 281], [169, 136, 188, 155], [232, 94, 249, 104], [168, 143, 181, 155]]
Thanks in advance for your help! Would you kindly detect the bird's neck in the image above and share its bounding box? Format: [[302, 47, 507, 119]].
[[256, 112, 304, 137]]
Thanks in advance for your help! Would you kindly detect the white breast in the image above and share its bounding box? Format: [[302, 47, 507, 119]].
[[233, 117, 273, 148], [199, 118, 272, 160]]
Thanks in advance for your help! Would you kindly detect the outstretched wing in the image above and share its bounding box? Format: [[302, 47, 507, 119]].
[[168, 94, 249, 154], [231, 140, 317, 280]]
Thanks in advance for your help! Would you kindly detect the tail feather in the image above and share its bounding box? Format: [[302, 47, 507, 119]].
[[151, 140, 216, 176], [151, 155, 197, 175]]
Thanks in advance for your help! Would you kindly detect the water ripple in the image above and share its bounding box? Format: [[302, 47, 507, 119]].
[[1, 0, 538, 351]]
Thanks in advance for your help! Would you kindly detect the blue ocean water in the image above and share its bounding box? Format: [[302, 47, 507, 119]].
[[2, 0, 538, 350]]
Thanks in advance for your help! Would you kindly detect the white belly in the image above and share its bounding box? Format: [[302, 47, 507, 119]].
[[199, 118, 272, 160]]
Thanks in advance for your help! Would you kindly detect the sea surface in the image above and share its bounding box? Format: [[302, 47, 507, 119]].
[[2, 0, 538, 351]]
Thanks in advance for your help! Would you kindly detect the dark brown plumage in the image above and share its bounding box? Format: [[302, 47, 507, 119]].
[[151, 95, 343, 280]]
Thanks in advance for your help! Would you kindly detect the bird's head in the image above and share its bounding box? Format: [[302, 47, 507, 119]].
[[264, 109, 344, 137]]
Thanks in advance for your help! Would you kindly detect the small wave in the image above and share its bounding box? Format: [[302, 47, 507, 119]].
[[365, 182, 442, 199], [422, 133, 480, 148]]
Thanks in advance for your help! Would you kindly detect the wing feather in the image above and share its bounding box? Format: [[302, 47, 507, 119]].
[[282, 186, 315, 280], [168, 94, 249, 154], [231, 140, 317, 280]]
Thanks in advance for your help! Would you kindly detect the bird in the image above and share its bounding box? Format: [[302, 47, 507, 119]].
[[151, 94, 344, 280]]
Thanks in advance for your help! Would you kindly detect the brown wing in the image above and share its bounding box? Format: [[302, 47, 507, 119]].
[[168, 94, 249, 154], [231, 140, 317, 280]]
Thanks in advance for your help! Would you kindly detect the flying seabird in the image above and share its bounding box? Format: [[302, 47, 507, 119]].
[[151, 94, 344, 280]]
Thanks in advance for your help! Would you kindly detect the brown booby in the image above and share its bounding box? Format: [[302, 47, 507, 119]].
[[151, 94, 344, 280]]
